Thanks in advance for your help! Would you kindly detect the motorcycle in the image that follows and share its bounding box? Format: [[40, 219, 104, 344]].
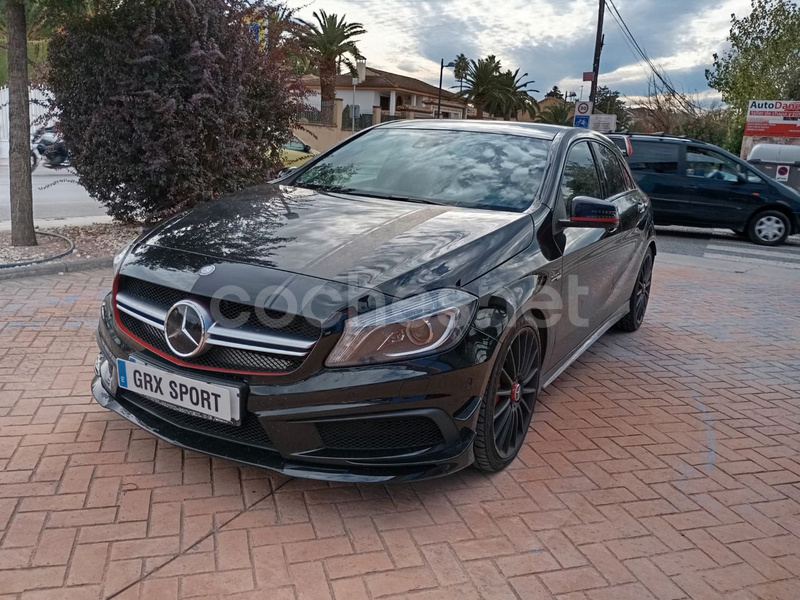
[[30, 126, 70, 171]]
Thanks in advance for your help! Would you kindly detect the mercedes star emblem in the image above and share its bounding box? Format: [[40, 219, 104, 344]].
[[163, 300, 212, 358]]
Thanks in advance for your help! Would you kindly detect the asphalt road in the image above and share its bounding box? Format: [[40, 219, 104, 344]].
[[0, 165, 104, 222], [655, 226, 800, 271]]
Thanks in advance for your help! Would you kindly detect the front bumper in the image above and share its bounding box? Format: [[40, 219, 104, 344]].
[[94, 306, 495, 482]]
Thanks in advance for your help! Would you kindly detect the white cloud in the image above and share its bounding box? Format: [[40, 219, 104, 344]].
[[287, 0, 752, 98]]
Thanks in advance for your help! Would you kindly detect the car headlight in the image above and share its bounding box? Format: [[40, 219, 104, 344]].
[[112, 241, 134, 276], [325, 289, 478, 367]]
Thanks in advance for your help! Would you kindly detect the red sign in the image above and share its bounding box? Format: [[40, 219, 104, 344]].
[[583, 72, 594, 82], [744, 100, 800, 138]]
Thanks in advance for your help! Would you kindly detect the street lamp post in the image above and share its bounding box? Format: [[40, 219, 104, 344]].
[[351, 77, 358, 133], [437, 59, 455, 118]]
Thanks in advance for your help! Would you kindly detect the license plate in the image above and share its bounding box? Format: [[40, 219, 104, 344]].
[[116, 358, 240, 424]]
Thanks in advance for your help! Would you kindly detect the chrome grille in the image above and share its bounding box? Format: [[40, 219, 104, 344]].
[[115, 275, 319, 374]]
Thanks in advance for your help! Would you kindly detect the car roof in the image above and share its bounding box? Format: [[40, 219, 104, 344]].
[[376, 119, 568, 141], [614, 133, 709, 146]]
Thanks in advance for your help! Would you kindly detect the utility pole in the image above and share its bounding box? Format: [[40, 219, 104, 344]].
[[589, 0, 605, 108]]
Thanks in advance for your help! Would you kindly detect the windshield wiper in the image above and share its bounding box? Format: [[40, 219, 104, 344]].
[[383, 194, 449, 206], [333, 189, 448, 206], [297, 184, 449, 206], [296, 183, 354, 194]]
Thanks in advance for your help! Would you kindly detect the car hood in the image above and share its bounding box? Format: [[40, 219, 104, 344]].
[[143, 184, 534, 297]]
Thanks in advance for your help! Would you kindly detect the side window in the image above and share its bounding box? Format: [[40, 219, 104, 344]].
[[594, 143, 630, 198], [560, 142, 602, 211], [686, 147, 740, 182], [628, 141, 679, 174], [745, 169, 764, 184]]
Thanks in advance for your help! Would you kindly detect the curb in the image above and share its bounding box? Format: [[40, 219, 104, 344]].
[[0, 257, 111, 281], [0, 231, 75, 270]]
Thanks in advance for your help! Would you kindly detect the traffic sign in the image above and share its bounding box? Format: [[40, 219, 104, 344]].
[[575, 101, 593, 116], [589, 114, 617, 133], [776, 165, 790, 181], [574, 115, 590, 128]]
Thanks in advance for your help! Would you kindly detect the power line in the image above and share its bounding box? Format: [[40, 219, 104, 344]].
[[604, 4, 653, 81], [604, 0, 698, 113]]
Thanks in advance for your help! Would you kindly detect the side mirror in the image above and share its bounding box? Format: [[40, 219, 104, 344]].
[[277, 166, 297, 178], [303, 144, 311, 153], [736, 172, 747, 184], [561, 196, 620, 229]]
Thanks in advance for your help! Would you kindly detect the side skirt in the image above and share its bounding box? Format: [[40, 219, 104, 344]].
[[540, 302, 630, 390]]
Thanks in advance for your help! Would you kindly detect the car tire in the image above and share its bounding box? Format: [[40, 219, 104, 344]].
[[474, 315, 541, 473], [615, 248, 653, 332], [748, 210, 790, 246]]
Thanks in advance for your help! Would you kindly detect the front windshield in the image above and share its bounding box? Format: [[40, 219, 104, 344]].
[[293, 128, 551, 212]]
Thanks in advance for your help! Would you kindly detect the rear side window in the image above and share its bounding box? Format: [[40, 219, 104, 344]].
[[594, 143, 631, 198], [686, 147, 740, 181], [629, 141, 679, 174]]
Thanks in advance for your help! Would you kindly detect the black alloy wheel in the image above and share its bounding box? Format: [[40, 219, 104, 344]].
[[474, 317, 541, 472], [616, 249, 653, 332]]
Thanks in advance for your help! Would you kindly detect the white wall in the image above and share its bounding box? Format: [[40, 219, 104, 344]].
[[0, 87, 54, 159], [306, 90, 379, 112]]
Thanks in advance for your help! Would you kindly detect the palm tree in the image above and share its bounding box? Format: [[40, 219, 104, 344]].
[[457, 55, 504, 119], [488, 69, 539, 120], [299, 10, 365, 103], [453, 53, 469, 92], [536, 102, 573, 125]]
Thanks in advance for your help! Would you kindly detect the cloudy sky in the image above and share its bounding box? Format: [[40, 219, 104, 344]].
[[286, 0, 757, 105]]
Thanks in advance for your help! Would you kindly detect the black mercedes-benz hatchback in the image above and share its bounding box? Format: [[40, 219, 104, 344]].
[[93, 121, 656, 482]]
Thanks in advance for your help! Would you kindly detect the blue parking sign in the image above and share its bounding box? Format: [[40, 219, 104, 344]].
[[574, 115, 590, 128]]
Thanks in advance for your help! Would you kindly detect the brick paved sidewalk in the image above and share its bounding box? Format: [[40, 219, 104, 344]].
[[0, 262, 799, 600]]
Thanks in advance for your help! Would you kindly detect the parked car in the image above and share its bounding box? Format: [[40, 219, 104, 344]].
[[609, 133, 800, 245], [280, 137, 316, 167], [94, 121, 656, 482]]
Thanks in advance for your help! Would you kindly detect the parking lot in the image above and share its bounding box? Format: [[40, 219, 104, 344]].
[[1, 246, 799, 600]]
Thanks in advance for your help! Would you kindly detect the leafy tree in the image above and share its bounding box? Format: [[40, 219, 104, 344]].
[[633, 75, 742, 153], [453, 53, 469, 92], [594, 86, 630, 129], [706, 0, 800, 117], [544, 85, 563, 99], [536, 102, 573, 125], [47, 0, 305, 224], [261, 4, 310, 71], [298, 10, 364, 102]]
